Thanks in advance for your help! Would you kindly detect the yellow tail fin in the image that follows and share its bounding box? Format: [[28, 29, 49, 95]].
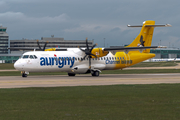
[[127, 20, 155, 53]]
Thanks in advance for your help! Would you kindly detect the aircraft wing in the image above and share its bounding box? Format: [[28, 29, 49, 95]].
[[103, 46, 166, 53]]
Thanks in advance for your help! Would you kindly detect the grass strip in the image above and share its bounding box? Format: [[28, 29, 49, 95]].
[[1, 69, 180, 76], [0, 84, 180, 120], [0, 63, 14, 69]]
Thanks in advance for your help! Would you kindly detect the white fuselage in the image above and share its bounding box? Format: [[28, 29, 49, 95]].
[[14, 48, 115, 74]]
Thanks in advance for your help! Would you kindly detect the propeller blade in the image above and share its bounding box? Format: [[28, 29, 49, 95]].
[[37, 40, 42, 50], [89, 56, 91, 69], [79, 47, 85, 52], [90, 43, 97, 52], [90, 53, 97, 58], [80, 55, 87, 62], [43, 41, 48, 51], [86, 38, 89, 50], [78, 38, 97, 70]]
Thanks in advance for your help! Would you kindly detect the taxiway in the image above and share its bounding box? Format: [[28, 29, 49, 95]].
[[0, 73, 180, 88]]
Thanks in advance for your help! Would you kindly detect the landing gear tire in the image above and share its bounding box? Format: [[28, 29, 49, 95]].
[[91, 71, 99, 77], [68, 73, 76, 76], [22, 73, 27, 77]]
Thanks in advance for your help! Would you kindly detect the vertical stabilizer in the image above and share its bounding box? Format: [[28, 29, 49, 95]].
[[127, 20, 155, 53]]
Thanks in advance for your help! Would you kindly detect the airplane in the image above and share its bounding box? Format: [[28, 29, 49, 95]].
[[13, 20, 171, 77]]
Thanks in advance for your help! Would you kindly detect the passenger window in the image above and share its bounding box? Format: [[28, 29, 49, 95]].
[[22, 55, 29, 59], [30, 55, 34, 59]]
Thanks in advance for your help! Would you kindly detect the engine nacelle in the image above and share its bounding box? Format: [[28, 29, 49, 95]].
[[91, 48, 109, 58]]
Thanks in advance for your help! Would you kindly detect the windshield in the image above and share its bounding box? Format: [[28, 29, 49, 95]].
[[29, 55, 34, 59], [21, 55, 38, 59], [22, 55, 29, 59]]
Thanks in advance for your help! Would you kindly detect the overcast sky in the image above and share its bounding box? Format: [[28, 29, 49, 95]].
[[0, 0, 179, 48]]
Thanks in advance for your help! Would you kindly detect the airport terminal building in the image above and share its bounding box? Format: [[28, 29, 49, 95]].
[[0, 26, 9, 54], [10, 37, 94, 54], [1, 37, 94, 63], [151, 49, 180, 59], [0, 26, 94, 63]]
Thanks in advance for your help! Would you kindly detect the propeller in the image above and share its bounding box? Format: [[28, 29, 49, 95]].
[[79, 38, 97, 69], [37, 40, 49, 51]]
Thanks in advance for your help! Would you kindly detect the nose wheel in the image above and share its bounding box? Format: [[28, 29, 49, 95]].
[[22, 73, 27, 77], [21, 71, 29, 77]]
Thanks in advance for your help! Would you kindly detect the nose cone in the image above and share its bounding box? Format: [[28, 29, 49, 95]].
[[14, 60, 22, 71]]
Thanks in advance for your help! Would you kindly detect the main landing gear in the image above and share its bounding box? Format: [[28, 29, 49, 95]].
[[68, 73, 76, 76], [68, 70, 100, 77], [91, 70, 99, 77]]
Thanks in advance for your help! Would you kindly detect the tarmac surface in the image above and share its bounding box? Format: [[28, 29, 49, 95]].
[[0, 73, 180, 88], [1, 63, 180, 88]]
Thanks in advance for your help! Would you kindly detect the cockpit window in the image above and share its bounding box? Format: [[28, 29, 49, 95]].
[[30, 55, 34, 59], [34, 55, 37, 59], [22, 55, 29, 59]]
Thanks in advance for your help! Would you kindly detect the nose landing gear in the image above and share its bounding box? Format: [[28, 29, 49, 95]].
[[21, 71, 29, 77]]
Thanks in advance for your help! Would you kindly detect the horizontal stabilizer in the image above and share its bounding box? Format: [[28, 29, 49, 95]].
[[127, 24, 171, 27]]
